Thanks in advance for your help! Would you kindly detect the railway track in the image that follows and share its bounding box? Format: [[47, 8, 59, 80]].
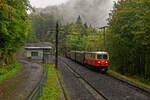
[[106, 72, 150, 97], [61, 58, 109, 100], [60, 57, 150, 100]]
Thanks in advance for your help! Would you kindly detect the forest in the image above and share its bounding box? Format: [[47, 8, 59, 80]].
[[0, 0, 31, 65], [30, 0, 150, 82], [107, 0, 150, 80]]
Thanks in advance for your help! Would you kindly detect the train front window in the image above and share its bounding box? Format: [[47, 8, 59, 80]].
[[103, 54, 108, 59], [97, 54, 102, 59]]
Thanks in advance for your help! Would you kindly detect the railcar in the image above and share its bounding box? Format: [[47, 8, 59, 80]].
[[84, 51, 109, 72], [66, 51, 109, 73], [70, 51, 76, 60], [75, 51, 86, 64]]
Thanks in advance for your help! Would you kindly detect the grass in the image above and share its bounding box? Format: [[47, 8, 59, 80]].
[[37, 64, 69, 100], [23, 51, 27, 57], [0, 61, 22, 82], [39, 62, 47, 75], [108, 70, 150, 89]]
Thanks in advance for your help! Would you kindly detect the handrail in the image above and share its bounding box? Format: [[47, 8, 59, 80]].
[[28, 61, 48, 100]]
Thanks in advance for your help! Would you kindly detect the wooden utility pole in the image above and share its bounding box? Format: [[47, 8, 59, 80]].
[[55, 22, 59, 69]]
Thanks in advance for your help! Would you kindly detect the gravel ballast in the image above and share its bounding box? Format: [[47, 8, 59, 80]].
[[58, 59, 98, 100], [62, 57, 150, 100]]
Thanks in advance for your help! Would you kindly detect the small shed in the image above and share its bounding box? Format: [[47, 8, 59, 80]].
[[25, 42, 53, 60]]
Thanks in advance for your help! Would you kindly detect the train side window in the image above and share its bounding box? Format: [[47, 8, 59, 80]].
[[91, 53, 93, 59], [89, 54, 91, 59], [93, 54, 96, 59], [91, 54, 92, 59], [97, 54, 102, 59], [92, 54, 94, 59], [88, 53, 90, 59], [89, 54, 92, 59]]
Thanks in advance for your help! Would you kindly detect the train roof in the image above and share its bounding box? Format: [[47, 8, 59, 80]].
[[86, 51, 108, 54], [70, 51, 108, 54]]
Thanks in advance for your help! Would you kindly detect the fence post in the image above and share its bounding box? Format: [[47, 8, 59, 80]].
[[40, 84, 43, 97], [46, 58, 48, 81]]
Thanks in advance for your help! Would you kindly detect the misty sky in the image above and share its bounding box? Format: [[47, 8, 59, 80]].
[[29, 0, 118, 8], [29, 0, 69, 8]]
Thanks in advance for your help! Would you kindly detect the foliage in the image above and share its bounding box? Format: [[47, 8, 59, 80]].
[[0, 0, 30, 65], [37, 64, 62, 100], [30, 14, 104, 55], [0, 61, 22, 82], [53, 16, 104, 55], [29, 13, 57, 42], [107, 0, 150, 79]]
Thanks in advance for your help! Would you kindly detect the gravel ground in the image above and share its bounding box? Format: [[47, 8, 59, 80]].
[[57, 59, 97, 100], [0, 49, 43, 100], [62, 57, 150, 100]]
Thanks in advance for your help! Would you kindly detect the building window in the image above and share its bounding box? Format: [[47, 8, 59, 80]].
[[31, 52, 38, 56], [43, 49, 49, 54]]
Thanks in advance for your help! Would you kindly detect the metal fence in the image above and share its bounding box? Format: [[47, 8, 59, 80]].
[[28, 54, 49, 100]]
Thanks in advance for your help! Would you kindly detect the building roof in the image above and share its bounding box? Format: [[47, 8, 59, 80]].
[[25, 42, 52, 50]]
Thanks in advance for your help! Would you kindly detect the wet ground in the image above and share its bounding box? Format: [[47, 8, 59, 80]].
[[0, 49, 43, 100], [58, 60, 97, 100], [62, 57, 150, 100], [41, 55, 98, 100]]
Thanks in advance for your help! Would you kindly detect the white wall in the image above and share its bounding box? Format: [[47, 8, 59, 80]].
[[26, 50, 44, 59]]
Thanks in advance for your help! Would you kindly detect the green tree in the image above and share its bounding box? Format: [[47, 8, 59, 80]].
[[0, 0, 30, 65], [108, 0, 150, 79]]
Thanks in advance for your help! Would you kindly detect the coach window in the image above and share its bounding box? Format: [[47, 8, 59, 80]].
[[92, 54, 95, 59], [94, 54, 95, 59], [90, 54, 92, 59], [91, 54, 93, 59], [97, 54, 102, 59], [89, 54, 91, 59], [88, 53, 90, 59]]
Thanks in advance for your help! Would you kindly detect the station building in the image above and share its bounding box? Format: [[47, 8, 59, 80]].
[[25, 42, 53, 60]]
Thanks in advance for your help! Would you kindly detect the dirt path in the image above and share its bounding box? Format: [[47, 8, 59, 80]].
[[0, 49, 43, 100]]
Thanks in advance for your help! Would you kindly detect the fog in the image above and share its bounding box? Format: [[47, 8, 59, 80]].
[[34, 0, 118, 27]]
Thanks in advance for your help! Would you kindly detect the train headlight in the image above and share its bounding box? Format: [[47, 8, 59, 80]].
[[105, 61, 108, 64], [98, 61, 101, 64]]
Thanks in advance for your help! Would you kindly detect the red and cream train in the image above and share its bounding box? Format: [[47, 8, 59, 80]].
[[66, 51, 109, 73]]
